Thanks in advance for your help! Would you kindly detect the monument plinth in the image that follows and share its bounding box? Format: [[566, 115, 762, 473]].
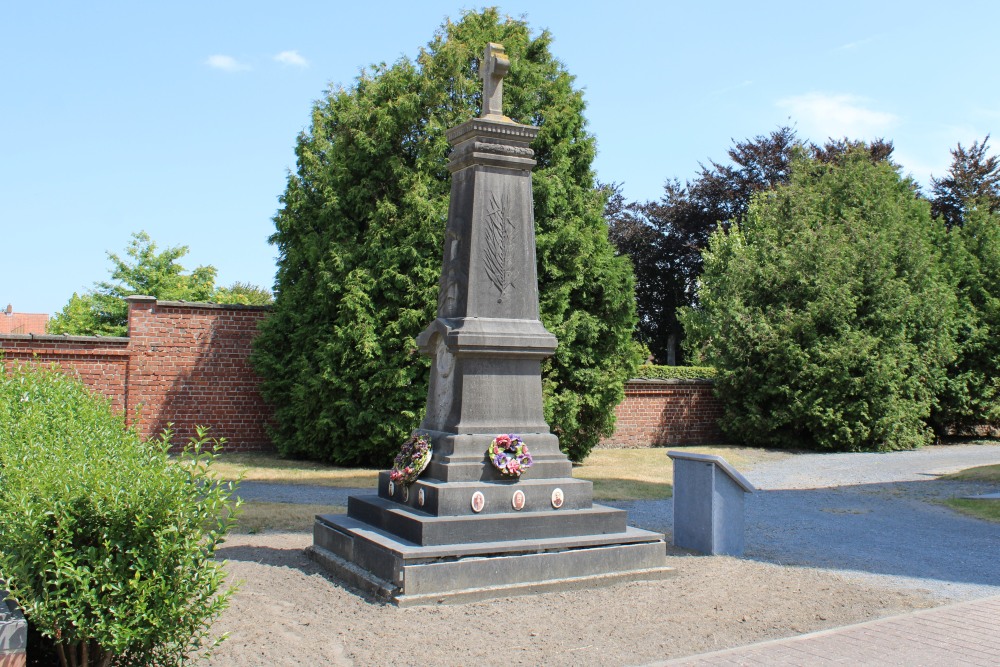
[[308, 43, 673, 605]]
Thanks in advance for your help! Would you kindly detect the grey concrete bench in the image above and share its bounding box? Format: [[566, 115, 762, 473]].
[[668, 451, 755, 556]]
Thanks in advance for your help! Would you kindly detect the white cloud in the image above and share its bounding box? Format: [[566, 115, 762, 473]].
[[777, 92, 898, 141], [205, 54, 251, 72], [274, 50, 308, 67]]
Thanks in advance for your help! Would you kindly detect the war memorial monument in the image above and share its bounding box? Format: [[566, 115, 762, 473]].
[[308, 43, 673, 605]]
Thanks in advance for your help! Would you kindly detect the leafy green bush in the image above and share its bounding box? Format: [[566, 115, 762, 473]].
[[934, 206, 1000, 433], [634, 365, 717, 380], [681, 149, 958, 451], [0, 363, 239, 666], [253, 9, 641, 465]]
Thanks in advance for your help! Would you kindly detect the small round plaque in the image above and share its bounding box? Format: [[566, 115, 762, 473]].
[[551, 488, 564, 509], [418, 488, 426, 507], [471, 491, 486, 513], [401, 485, 409, 503], [512, 490, 526, 511], [387, 480, 396, 497]]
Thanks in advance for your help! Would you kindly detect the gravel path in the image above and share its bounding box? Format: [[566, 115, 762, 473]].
[[237, 443, 1000, 601], [614, 443, 1000, 601]]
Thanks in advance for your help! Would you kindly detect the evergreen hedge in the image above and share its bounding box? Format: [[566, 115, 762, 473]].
[[633, 365, 718, 380], [253, 9, 641, 464], [681, 149, 958, 451]]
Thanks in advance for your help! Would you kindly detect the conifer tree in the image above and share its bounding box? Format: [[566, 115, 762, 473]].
[[681, 149, 957, 451], [253, 9, 641, 465]]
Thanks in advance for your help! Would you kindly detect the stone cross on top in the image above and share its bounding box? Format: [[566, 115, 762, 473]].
[[480, 42, 512, 121]]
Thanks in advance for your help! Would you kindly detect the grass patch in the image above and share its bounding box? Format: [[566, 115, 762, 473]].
[[942, 498, 1000, 523], [211, 452, 379, 488], [941, 464, 1000, 482], [233, 501, 345, 534], [575, 445, 786, 501], [939, 463, 1000, 523]]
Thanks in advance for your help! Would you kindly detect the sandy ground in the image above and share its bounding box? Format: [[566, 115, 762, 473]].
[[206, 531, 936, 667]]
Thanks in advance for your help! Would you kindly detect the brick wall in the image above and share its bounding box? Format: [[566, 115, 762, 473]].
[[0, 297, 271, 451], [1, 300, 725, 451], [0, 333, 130, 412], [601, 379, 724, 448]]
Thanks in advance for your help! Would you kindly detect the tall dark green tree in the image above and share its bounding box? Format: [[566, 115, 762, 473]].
[[607, 126, 896, 365], [934, 206, 1000, 433], [931, 136, 1000, 228], [253, 9, 641, 465], [681, 148, 957, 451]]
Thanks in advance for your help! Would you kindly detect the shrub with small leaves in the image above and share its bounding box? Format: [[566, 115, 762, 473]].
[[0, 362, 240, 666]]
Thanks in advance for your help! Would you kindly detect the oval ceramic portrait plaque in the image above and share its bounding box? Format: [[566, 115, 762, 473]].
[[401, 486, 409, 503], [471, 491, 486, 513], [551, 487, 564, 509], [387, 481, 396, 497], [418, 488, 426, 507], [511, 490, 526, 511]]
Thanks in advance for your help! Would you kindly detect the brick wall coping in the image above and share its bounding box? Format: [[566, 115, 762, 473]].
[[625, 378, 715, 385], [127, 295, 272, 312], [0, 333, 130, 344]]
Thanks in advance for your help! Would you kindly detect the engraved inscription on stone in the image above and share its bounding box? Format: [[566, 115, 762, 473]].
[[471, 491, 486, 513], [484, 186, 515, 301]]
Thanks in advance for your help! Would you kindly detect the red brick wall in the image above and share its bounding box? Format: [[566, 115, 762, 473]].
[[0, 297, 271, 451], [601, 379, 724, 448], [0, 334, 130, 412], [1, 300, 725, 451], [125, 297, 272, 450]]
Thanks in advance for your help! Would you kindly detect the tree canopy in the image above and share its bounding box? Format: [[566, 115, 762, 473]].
[[931, 136, 1000, 228], [48, 232, 271, 336], [680, 148, 956, 451], [252, 8, 641, 465]]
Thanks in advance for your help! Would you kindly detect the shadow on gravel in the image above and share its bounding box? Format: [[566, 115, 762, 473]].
[[615, 477, 1000, 591], [744, 479, 1000, 589]]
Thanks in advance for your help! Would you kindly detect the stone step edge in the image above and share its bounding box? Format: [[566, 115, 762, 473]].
[[305, 544, 676, 607]]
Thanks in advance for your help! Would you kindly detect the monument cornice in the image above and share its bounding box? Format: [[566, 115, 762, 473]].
[[446, 118, 540, 146]]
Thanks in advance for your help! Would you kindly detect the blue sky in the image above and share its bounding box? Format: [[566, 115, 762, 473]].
[[3, 1, 998, 316]]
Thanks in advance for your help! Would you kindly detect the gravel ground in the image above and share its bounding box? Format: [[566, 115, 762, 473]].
[[238, 442, 1000, 601], [214, 442, 1000, 665], [613, 442, 1000, 600]]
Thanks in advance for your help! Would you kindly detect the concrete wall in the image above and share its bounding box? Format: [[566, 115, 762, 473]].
[[1, 301, 724, 451]]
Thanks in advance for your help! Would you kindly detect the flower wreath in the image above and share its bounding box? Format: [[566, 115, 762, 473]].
[[488, 434, 533, 478], [389, 433, 432, 485]]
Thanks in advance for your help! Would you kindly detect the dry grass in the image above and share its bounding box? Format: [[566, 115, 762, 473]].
[[211, 452, 379, 488], [941, 463, 1000, 482], [575, 444, 788, 501], [232, 501, 345, 534], [208, 446, 788, 503], [939, 463, 1000, 523]]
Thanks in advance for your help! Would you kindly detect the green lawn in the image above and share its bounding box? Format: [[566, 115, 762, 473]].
[[941, 464, 1000, 523], [212, 444, 781, 503]]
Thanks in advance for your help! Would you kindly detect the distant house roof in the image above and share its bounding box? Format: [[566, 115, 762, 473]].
[[0, 305, 49, 335]]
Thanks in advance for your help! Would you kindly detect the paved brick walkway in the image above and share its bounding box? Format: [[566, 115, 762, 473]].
[[658, 595, 1000, 666]]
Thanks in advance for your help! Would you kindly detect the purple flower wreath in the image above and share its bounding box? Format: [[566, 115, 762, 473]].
[[488, 434, 533, 478], [389, 433, 432, 485]]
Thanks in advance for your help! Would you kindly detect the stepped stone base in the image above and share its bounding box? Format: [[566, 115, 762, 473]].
[[308, 512, 674, 606]]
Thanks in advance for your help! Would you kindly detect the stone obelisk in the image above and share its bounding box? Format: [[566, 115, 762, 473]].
[[308, 43, 672, 605]]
